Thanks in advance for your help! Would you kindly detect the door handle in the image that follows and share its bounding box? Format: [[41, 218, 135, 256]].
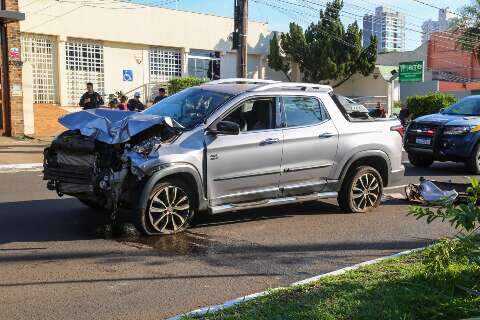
[[261, 138, 280, 145], [318, 132, 336, 139]]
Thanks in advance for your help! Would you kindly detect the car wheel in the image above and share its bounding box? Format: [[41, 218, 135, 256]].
[[138, 179, 196, 235], [408, 153, 434, 168], [338, 166, 383, 213], [465, 143, 480, 174]]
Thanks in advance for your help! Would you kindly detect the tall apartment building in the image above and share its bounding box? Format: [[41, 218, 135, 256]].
[[421, 8, 456, 43], [363, 6, 406, 53]]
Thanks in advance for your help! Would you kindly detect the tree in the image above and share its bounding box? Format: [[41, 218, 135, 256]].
[[267, 32, 291, 81], [268, 0, 377, 88], [455, 0, 480, 61]]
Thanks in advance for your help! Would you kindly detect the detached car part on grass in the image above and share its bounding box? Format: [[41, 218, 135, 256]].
[[43, 80, 404, 236]]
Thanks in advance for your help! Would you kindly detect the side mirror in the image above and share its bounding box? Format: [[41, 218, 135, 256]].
[[209, 120, 240, 135], [439, 108, 445, 113]]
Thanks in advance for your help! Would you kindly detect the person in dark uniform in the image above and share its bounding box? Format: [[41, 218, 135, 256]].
[[127, 92, 145, 112], [153, 88, 167, 104], [79, 82, 104, 110]]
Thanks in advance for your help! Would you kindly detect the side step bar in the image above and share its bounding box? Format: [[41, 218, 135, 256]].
[[209, 192, 338, 215]]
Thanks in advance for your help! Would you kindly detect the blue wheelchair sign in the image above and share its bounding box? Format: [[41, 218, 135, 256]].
[[123, 69, 133, 82]]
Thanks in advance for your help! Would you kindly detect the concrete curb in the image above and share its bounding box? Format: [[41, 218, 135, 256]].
[[0, 163, 43, 173], [167, 247, 423, 320]]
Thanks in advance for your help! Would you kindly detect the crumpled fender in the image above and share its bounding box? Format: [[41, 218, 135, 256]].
[[59, 108, 181, 144]]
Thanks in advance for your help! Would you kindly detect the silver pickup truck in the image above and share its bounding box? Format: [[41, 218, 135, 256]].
[[43, 79, 404, 235]]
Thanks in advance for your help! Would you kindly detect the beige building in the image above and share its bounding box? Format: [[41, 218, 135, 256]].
[[18, 0, 275, 135]]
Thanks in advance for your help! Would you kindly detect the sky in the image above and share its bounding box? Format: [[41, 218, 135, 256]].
[[137, 0, 470, 51]]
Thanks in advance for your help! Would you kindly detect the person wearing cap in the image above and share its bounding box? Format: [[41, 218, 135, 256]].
[[127, 92, 145, 112]]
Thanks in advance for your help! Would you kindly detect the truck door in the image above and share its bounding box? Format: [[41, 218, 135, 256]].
[[280, 95, 339, 196]]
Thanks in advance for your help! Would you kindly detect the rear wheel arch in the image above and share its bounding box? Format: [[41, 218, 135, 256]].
[[339, 152, 390, 187]]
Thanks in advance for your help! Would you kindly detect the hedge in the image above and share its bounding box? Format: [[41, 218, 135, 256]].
[[168, 77, 207, 95], [407, 92, 457, 118]]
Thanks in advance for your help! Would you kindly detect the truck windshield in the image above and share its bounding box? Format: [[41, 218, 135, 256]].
[[143, 88, 233, 129], [443, 97, 480, 116]]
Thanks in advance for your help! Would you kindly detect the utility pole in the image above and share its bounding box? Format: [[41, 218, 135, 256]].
[[234, 0, 248, 78]]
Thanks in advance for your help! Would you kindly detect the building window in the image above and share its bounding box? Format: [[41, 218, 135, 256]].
[[188, 50, 220, 80], [149, 47, 182, 82], [65, 41, 104, 105], [21, 34, 57, 104]]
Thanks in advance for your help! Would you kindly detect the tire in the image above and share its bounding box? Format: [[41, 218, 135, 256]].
[[338, 166, 384, 213], [136, 179, 197, 235], [408, 153, 434, 168], [465, 143, 480, 174]]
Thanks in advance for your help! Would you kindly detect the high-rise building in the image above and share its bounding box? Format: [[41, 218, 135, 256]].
[[363, 6, 406, 53], [421, 8, 456, 43]]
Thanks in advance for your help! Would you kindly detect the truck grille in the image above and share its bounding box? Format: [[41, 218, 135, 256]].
[[44, 148, 97, 185], [405, 122, 441, 148]]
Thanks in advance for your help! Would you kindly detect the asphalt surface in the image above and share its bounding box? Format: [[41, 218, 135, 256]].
[[0, 159, 476, 320]]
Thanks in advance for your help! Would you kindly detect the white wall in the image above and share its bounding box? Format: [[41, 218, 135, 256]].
[[19, 0, 271, 55], [103, 42, 149, 97]]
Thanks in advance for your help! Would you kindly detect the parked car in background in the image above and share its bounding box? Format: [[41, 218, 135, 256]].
[[43, 79, 404, 235], [404, 95, 480, 173]]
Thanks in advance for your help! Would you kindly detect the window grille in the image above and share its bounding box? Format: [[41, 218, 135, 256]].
[[149, 48, 182, 82], [21, 34, 57, 104], [65, 41, 104, 105]]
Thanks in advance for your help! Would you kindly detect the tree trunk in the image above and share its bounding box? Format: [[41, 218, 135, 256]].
[[332, 72, 355, 88]]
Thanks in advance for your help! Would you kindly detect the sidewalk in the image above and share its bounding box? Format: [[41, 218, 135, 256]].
[[0, 136, 49, 165]]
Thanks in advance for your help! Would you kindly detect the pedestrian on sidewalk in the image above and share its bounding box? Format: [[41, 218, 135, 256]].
[[79, 82, 104, 110], [153, 87, 167, 104], [118, 95, 128, 111], [128, 92, 145, 112]]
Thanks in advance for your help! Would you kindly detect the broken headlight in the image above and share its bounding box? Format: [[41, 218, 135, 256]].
[[132, 136, 162, 156]]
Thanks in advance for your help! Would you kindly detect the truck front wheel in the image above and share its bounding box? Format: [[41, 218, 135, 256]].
[[408, 153, 434, 168], [338, 166, 383, 213], [136, 179, 196, 235]]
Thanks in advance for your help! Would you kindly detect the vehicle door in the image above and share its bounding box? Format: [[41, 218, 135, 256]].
[[205, 97, 283, 206], [280, 95, 339, 196]]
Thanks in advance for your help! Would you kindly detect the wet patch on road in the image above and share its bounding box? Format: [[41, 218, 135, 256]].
[[118, 231, 221, 255]]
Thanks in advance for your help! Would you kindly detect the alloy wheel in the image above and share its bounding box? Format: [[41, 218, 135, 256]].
[[148, 186, 191, 233], [351, 173, 380, 211]]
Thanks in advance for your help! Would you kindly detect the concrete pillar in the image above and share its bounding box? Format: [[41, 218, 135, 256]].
[[21, 61, 34, 135], [57, 35, 68, 106], [181, 47, 190, 77]]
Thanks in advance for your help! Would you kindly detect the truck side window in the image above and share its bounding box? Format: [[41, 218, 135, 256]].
[[223, 98, 278, 132], [283, 97, 324, 127]]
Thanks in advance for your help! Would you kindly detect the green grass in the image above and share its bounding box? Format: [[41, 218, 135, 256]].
[[184, 250, 480, 320]]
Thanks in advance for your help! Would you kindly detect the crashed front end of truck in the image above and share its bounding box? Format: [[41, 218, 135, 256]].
[[43, 109, 182, 220]]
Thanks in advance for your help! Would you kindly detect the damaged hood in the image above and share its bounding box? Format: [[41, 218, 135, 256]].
[[59, 108, 182, 144]]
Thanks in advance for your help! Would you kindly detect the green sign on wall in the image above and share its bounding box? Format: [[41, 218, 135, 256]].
[[399, 61, 424, 83]]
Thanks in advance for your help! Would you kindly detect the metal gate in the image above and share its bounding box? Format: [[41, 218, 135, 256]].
[[21, 33, 57, 104], [65, 41, 104, 105]]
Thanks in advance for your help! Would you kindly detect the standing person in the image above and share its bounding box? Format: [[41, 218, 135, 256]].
[[107, 98, 119, 109], [79, 82, 104, 110], [153, 87, 167, 104], [118, 96, 128, 111], [127, 92, 145, 112], [370, 102, 386, 118], [399, 104, 412, 127]]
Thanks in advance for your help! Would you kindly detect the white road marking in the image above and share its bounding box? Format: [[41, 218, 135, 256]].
[[0, 163, 43, 173]]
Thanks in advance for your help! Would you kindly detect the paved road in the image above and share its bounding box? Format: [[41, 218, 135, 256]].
[[0, 160, 475, 320]]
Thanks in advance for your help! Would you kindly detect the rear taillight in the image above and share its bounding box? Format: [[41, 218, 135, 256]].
[[391, 124, 404, 138]]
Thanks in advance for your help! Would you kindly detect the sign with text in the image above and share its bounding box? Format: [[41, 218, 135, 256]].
[[399, 61, 424, 82]]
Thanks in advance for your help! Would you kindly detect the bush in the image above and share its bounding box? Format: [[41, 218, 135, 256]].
[[407, 92, 457, 118], [168, 77, 207, 95]]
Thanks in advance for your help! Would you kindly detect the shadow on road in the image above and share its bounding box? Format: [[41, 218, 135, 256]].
[[404, 162, 477, 178], [0, 198, 103, 244]]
